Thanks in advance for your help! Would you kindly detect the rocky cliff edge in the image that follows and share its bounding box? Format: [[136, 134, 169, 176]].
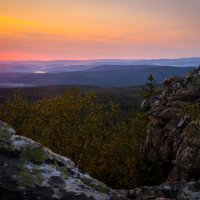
[[142, 66, 200, 182]]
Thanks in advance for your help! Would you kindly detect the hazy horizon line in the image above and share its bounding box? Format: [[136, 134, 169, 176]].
[[1, 56, 200, 62]]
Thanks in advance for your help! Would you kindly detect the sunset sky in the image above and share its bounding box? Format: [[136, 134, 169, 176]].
[[0, 0, 200, 60]]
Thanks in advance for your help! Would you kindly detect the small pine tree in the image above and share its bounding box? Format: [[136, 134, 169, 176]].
[[142, 74, 156, 99]]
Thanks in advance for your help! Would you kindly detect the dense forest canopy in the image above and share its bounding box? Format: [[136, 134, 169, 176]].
[[0, 82, 166, 189]]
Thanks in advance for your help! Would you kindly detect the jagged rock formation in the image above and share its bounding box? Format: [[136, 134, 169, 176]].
[[0, 121, 126, 200], [129, 66, 200, 200], [142, 66, 200, 182]]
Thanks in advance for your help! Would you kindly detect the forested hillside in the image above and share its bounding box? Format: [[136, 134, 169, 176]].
[[0, 73, 164, 189]]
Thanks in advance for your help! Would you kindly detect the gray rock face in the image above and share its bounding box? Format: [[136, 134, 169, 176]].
[[142, 66, 200, 182], [128, 181, 200, 200], [0, 121, 126, 200]]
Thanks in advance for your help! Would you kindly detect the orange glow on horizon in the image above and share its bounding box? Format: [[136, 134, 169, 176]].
[[0, 53, 49, 61], [0, 0, 200, 60]]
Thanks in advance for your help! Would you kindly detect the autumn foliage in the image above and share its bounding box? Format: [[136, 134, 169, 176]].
[[0, 88, 147, 189]]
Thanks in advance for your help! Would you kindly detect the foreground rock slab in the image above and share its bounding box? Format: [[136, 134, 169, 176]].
[[0, 120, 126, 200]]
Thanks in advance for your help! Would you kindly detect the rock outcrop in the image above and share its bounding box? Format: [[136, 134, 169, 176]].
[[0, 121, 126, 200], [142, 66, 200, 182], [128, 181, 200, 200]]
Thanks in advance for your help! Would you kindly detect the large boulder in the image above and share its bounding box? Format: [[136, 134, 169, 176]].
[[142, 66, 200, 182], [0, 120, 126, 200]]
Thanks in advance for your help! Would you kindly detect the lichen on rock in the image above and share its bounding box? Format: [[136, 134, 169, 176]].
[[20, 146, 48, 164], [17, 165, 44, 187]]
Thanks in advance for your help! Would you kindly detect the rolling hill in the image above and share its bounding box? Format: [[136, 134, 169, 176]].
[[0, 66, 195, 87]]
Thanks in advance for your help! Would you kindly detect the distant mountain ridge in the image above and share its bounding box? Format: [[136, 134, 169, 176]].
[[0, 57, 199, 87], [0, 57, 199, 73], [0, 66, 196, 87], [85, 65, 155, 72]]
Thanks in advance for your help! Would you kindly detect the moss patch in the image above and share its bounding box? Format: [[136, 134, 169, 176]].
[[80, 177, 110, 195], [20, 147, 48, 164], [0, 129, 11, 141], [17, 167, 44, 187], [59, 166, 70, 179], [0, 140, 12, 151], [0, 123, 15, 141]]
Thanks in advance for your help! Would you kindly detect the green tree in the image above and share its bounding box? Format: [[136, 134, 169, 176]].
[[142, 74, 157, 99]]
